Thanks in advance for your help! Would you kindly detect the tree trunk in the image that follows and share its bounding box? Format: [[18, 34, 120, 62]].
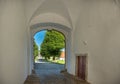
[[45, 57, 47, 60], [53, 56, 55, 60]]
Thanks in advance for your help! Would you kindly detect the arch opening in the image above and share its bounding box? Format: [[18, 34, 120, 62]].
[[29, 23, 72, 74], [33, 29, 66, 65]]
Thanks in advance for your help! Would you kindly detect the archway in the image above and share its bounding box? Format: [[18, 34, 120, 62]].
[[33, 29, 66, 65], [29, 23, 71, 73]]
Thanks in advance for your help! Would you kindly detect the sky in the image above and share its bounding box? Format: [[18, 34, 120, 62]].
[[34, 30, 46, 50]]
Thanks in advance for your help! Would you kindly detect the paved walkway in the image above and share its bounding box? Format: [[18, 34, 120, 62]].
[[34, 62, 66, 84]]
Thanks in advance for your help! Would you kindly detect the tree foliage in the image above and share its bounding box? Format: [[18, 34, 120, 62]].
[[40, 30, 65, 60], [33, 40, 38, 59]]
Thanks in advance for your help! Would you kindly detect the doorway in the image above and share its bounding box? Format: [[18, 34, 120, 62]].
[[76, 54, 87, 81]]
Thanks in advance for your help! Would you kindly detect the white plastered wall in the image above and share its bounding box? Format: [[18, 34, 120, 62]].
[[30, 13, 71, 28], [0, 0, 28, 84], [74, 1, 120, 84], [0, 2, 2, 83]]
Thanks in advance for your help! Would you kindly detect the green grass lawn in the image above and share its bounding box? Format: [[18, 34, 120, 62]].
[[34, 56, 65, 64], [47, 59, 65, 64]]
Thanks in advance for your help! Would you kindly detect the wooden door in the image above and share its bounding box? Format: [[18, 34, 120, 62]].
[[76, 55, 87, 80]]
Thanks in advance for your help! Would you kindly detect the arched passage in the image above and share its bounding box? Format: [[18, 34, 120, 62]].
[[29, 22, 72, 73]]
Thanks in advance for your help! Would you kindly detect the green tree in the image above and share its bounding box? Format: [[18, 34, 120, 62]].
[[40, 30, 65, 60], [33, 40, 38, 60]]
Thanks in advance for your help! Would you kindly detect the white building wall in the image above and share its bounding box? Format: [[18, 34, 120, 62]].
[[0, 2, 3, 83], [74, 1, 120, 84], [0, 0, 28, 84], [0, 13, 2, 83]]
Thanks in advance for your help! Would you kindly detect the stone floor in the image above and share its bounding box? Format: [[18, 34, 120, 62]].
[[24, 74, 40, 84], [24, 60, 90, 84], [34, 62, 66, 84]]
